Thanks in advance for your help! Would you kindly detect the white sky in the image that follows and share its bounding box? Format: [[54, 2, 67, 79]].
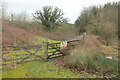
[[2, 0, 120, 23]]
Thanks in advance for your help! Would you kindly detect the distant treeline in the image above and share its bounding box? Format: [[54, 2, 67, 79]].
[[74, 2, 119, 45]]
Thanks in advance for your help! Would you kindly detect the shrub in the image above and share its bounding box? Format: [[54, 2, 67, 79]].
[[65, 47, 99, 69], [53, 23, 77, 40], [98, 22, 117, 46], [64, 46, 118, 74]]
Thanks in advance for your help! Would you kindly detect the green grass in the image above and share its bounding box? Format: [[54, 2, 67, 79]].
[[2, 60, 98, 78], [34, 36, 62, 44]]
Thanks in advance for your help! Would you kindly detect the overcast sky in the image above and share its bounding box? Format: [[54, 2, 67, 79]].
[[2, 0, 119, 23]]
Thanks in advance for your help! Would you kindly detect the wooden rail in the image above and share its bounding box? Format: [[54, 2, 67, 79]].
[[46, 39, 82, 59], [2, 39, 82, 66]]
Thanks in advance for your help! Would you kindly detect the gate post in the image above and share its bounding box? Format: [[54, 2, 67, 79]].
[[14, 36, 16, 47], [45, 38, 49, 60], [82, 32, 86, 40]]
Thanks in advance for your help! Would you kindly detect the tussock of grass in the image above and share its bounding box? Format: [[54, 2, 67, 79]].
[[64, 46, 118, 76]]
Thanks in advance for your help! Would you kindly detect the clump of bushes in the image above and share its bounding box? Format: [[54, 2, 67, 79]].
[[74, 2, 118, 46], [64, 46, 118, 74]]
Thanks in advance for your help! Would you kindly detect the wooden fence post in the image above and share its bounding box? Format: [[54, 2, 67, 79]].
[[82, 32, 86, 40], [45, 38, 49, 60], [14, 36, 16, 47]]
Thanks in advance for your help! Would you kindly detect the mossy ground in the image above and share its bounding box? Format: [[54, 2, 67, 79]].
[[2, 59, 99, 78]]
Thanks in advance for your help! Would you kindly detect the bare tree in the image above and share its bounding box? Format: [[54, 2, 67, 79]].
[[13, 11, 30, 29], [0, 2, 8, 20], [15, 11, 28, 22]]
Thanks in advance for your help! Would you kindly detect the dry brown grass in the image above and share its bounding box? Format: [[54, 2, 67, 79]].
[[2, 21, 64, 46], [2, 21, 35, 46], [69, 35, 118, 57]]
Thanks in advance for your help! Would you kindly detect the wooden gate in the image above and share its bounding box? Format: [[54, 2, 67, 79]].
[[1, 39, 82, 66], [2, 45, 46, 65], [46, 39, 81, 59]]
